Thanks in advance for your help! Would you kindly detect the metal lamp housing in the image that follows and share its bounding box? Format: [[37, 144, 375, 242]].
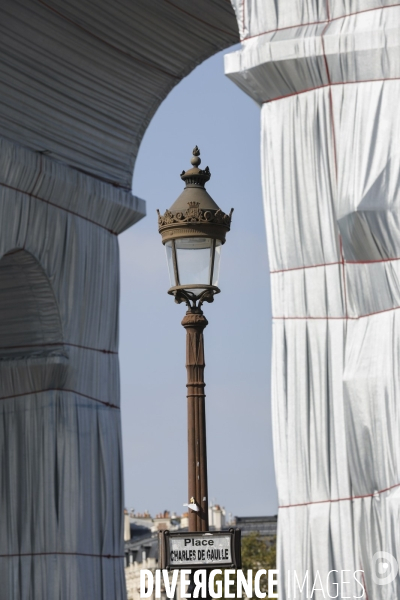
[[157, 148, 233, 308]]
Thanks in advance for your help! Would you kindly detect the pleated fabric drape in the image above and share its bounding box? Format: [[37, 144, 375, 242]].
[[0, 136, 145, 599], [0, 1, 240, 595], [226, 2, 400, 597], [0, 0, 238, 187], [0, 0, 239, 600]]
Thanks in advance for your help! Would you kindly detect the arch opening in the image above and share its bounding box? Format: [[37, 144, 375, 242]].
[[0, 249, 64, 360]]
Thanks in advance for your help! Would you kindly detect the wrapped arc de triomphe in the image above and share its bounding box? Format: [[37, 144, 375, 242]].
[[1, 0, 400, 598], [0, 1, 238, 598], [226, 1, 400, 598]]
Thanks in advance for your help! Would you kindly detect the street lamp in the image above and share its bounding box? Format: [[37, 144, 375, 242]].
[[158, 146, 233, 533]]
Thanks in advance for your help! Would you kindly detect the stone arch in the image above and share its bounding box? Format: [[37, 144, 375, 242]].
[[0, 0, 239, 186], [0, 249, 64, 359]]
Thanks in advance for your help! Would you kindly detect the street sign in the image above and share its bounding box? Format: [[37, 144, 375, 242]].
[[159, 529, 241, 570]]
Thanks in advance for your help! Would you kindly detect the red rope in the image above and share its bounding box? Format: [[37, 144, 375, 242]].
[[321, 19, 342, 308], [340, 236, 348, 320], [362, 570, 369, 600], [279, 481, 400, 509], [274, 303, 400, 320], [0, 551, 123, 559], [264, 77, 400, 105], [1, 138, 131, 192], [242, 2, 400, 42], [243, 20, 329, 42], [0, 181, 117, 235], [0, 341, 117, 355], [273, 316, 345, 320], [347, 256, 400, 265], [72, 166, 130, 190], [270, 261, 341, 274], [0, 388, 119, 409], [264, 83, 329, 104], [321, 22, 337, 171], [271, 255, 400, 274], [333, 1, 400, 22]]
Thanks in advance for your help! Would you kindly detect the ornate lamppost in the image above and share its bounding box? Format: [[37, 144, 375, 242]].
[[157, 146, 233, 533]]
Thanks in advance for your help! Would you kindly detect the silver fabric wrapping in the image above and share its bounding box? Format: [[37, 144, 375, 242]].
[[0, 1, 238, 595], [226, 2, 400, 597], [0, 0, 238, 187], [0, 136, 145, 599]]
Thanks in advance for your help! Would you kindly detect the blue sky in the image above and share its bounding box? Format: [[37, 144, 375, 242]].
[[118, 45, 278, 519]]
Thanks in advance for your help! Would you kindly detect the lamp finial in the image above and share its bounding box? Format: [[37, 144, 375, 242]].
[[181, 146, 211, 186], [191, 146, 201, 167]]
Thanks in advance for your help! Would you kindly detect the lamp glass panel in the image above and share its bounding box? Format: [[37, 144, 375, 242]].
[[212, 240, 222, 286], [165, 241, 177, 287], [175, 237, 213, 292]]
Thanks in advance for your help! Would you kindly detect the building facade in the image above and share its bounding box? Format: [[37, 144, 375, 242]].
[[124, 510, 276, 600]]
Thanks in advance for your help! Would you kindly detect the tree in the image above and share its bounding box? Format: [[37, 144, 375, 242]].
[[212, 533, 277, 599], [241, 532, 276, 597]]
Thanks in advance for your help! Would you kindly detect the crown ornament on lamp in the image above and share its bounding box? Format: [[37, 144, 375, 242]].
[[157, 147, 233, 310]]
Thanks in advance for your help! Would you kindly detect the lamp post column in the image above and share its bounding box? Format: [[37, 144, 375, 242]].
[[182, 309, 209, 533]]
